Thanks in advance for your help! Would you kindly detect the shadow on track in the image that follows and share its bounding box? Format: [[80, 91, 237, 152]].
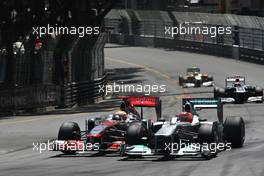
[[50, 151, 121, 158], [106, 67, 146, 85], [105, 45, 132, 49], [49, 152, 210, 162], [118, 156, 210, 162]]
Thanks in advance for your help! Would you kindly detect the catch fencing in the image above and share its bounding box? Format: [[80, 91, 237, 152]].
[[105, 10, 264, 64], [62, 34, 107, 107], [0, 33, 107, 113]]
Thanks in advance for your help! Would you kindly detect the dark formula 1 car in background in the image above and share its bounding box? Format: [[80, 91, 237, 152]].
[[179, 67, 214, 88], [122, 98, 245, 159], [214, 76, 263, 104], [53, 96, 162, 154]]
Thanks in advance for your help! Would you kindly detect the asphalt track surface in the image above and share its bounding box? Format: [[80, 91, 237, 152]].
[[1, 44, 264, 176]]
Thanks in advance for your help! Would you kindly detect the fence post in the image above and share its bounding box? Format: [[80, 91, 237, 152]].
[[262, 29, 264, 50], [233, 26, 240, 46]]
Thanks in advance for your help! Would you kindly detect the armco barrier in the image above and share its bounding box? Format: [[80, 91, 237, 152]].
[[110, 34, 234, 59], [154, 37, 234, 58], [64, 75, 107, 107], [240, 48, 264, 64]]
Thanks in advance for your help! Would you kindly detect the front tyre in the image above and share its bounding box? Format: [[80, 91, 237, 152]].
[[198, 123, 219, 158], [126, 122, 149, 145], [58, 122, 81, 154], [208, 75, 213, 82], [179, 75, 183, 86], [214, 87, 225, 99]]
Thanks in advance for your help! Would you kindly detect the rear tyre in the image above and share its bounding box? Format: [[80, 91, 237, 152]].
[[195, 80, 202, 87], [224, 117, 245, 148], [87, 119, 96, 132], [58, 122, 81, 154]]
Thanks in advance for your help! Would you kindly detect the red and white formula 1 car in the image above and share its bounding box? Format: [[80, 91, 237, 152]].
[[52, 96, 162, 154]]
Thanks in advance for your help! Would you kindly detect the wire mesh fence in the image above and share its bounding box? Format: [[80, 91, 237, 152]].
[[105, 10, 264, 51], [0, 32, 108, 112]]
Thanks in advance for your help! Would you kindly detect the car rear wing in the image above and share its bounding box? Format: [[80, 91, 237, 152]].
[[182, 98, 223, 123], [226, 76, 245, 85], [118, 96, 162, 120]]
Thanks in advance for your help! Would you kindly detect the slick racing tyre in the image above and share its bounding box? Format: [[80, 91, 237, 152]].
[[224, 117, 245, 148], [58, 122, 81, 140], [208, 75, 213, 82], [198, 123, 219, 144], [195, 80, 202, 87], [87, 119, 96, 132], [214, 87, 225, 99], [58, 122, 81, 154], [255, 86, 263, 103], [126, 122, 149, 145], [198, 123, 219, 158], [179, 75, 183, 86]]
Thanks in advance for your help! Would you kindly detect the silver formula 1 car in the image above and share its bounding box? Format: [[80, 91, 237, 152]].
[[214, 76, 263, 104], [121, 98, 245, 159], [179, 67, 214, 88]]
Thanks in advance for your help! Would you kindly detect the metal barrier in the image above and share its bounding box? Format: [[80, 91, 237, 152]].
[[240, 48, 264, 64], [64, 75, 107, 107]]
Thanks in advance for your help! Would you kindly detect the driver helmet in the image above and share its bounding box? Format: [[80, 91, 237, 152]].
[[113, 111, 128, 121], [184, 103, 192, 113], [234, 82, 241, 87], [194, 72, 199, 75], [178, 112, 193, 123], [120, 102, 127, 112]]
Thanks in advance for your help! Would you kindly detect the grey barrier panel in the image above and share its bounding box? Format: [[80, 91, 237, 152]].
[[0, 84, 61, 111]]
